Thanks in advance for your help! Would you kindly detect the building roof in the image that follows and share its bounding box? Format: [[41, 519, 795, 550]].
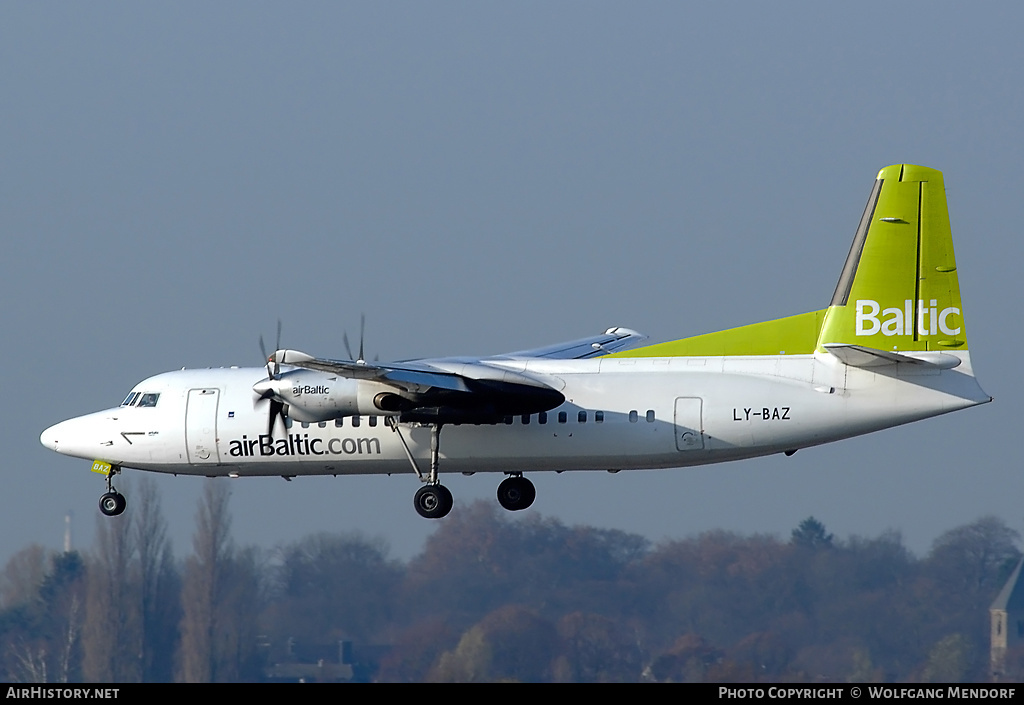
[[991, 557, 1024, 612]]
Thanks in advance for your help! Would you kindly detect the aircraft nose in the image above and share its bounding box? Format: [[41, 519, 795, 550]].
[[40, 422, 63, 452], [40, 416, 100, 457]]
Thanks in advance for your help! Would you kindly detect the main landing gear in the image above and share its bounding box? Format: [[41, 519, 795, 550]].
[[98, 465, 126, 517], [497, 473, 536, 512], [414, 484, 454, 519], [389, 420, 537, 519]]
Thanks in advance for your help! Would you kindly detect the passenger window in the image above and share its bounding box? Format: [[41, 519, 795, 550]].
[[646, 410, 655, 422], [301, 421, 310, 429], [629, 410, 638, 423], [369, 416, 378, 427], [335, 418, 344, 427], [286, 417, 293, 429], [318, 421, 326, 428], [595, 411, 604, 423], [538, 412, 547, 424], [521, 414, 530, 425], [558, 411, 567, 424], [578, 410, 587, 423], [352, 416, 361, 427], [504, 416, 514, 425]]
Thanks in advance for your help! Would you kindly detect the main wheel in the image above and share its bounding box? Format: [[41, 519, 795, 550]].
[[99, 491, 127, 517], [497, 476, 536, 511], [414, 483, 454, 519]]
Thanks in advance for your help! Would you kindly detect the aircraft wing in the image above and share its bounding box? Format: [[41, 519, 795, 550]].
[[267, 327, 644, 423], [274, 326, 648, 383], [269, 350, 564, 424], [272, 352, 472, 392], [492, 327, 648, 359]]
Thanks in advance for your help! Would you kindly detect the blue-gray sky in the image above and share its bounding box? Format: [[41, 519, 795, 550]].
[[4, 2, 1022, 564]]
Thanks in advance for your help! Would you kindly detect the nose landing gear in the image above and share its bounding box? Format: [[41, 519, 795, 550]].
[[98, 465, 126, 516], [99, 491, 126, 516]]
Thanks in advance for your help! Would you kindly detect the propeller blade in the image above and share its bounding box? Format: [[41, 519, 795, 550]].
[[259, 321, 285, 379], [343, 331, 354, 361], [358, 313, 365, 364], [273, 320, 282, 378], [268, 399, 286, 436], [259, 335, 274, 380]]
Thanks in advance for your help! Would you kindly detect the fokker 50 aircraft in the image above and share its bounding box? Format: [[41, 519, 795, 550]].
[[41, 165, 991, 519]]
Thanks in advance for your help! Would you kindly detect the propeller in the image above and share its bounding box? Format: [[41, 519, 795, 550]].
[[264, 399, 288, 437], [343, 313, 371, 364], [255, 321, 288, 436], [259, 320, 284, 379]]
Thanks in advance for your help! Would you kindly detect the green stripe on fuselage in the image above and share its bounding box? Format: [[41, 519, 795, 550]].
[[610, 309, 827, 358]]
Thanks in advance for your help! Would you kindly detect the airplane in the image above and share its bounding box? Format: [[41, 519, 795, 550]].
[[40, 164, 991, 520]]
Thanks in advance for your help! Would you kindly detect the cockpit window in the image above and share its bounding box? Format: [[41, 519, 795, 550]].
[[136, 393, 160, 408], [121, 392, 139, 407]]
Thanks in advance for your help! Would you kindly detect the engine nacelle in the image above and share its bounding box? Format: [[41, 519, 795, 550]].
[[256, 370, 409, 423]]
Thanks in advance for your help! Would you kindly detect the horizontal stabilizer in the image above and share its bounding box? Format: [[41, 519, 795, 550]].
[[823, 344, 961, 369]]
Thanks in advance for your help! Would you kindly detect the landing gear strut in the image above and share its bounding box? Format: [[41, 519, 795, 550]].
[[497, 474, 536, 511], [390, 420, 538, 518], [98, 465, 126, 516], [391, 421, 454, 519]]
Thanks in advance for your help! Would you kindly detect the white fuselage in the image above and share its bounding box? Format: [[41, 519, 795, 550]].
[[40, 351, 990, 479]]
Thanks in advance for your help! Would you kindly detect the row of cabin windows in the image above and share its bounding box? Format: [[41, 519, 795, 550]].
[[294, 416, 382, 429], [295, 409, 657, 429], [505, 409, 655, 425]]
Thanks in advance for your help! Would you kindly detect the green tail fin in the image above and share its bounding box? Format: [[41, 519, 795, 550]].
[[612, 164, 966, 360], [816, 164, 967, 352]]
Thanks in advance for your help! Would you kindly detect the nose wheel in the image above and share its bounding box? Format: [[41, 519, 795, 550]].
[[99, 491, 127, 516], [98, 464, 127, 516]]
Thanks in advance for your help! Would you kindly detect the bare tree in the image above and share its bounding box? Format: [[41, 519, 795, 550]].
[[35, 552, 86, 682], [177, 481, 261, 682], [0, 544, 50, 611], [134, 478, 179, 682], [82, 502, 141, 682], [178, 481, 231, 682]]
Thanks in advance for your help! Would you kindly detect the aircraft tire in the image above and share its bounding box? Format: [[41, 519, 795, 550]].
[[497, 476, 536, 511], [99, 491, 127, 517], [414, 484, 453, 519]]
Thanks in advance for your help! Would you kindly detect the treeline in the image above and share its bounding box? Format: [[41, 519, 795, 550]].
[[0, 480, 1021, 683]]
